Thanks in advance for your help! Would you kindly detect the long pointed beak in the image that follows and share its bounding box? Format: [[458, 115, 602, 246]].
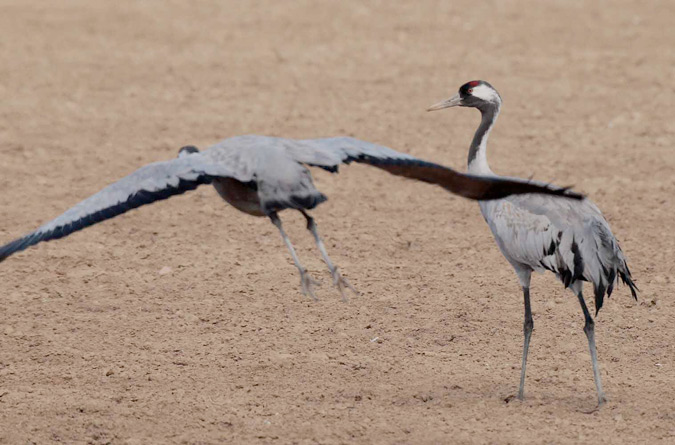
[[427, 93, 462, 111]]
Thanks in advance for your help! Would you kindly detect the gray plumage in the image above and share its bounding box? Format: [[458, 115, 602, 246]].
[[1, 134, 581, 298], [428, 81, 637, 407], [480, 195, 636, 313]]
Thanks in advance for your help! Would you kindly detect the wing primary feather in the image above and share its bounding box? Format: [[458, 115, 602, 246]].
[[606, 268, 616, 297], [594, 281, 607, 315], [0, 175, 214, 263], [350, 155, 584, 201], [619, 270, 639, 300], [306, 164, 340, 173], [287, 136, 583, 200]]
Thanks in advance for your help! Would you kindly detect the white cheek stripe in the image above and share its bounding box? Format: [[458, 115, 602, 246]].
[[471, 84, 498, 102]]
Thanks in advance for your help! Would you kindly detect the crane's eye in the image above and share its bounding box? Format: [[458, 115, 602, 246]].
[[468, 88, 473, 94]]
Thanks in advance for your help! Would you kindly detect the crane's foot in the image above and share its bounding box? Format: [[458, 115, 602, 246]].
[[581, 395, 607, 414], [503, 394, 518, 403], [299, 269, 320, 301], [330, 267, 358, 302], [504, 393, 525, 404]]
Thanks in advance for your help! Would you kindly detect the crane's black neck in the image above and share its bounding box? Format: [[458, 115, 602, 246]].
[[467, 103, 500, 175]]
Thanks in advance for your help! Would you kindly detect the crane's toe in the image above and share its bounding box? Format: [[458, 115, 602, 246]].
[[503, 394, 520, 404], [299, 269, 320, 301], [331, 267, 358, 302]]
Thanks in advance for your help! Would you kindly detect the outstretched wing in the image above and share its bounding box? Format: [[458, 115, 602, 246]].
[[282, 137, 583, 201], [0, 153, 242, 262]]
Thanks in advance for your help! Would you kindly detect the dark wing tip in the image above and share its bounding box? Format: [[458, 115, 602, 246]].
[[0, 175, 214, 264], [557, 185, 585, 200], [594, 282, 606, 315], [515, 182, 586, 201], [477, 179, 585, 201], [0, 234, 40, 263], [307, 164, 339, 173], [594, 268, 638, 316], [348, 156, 587, 202], [620, 271, 639, 300]]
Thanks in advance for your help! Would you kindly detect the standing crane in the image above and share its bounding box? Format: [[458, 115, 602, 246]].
[[0, 135, 580, 299], [428, 81, 637, 406]]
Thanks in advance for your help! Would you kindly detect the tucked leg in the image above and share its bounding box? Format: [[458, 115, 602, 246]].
[[577, 291, 607, 406], [518, 286, 534, 400], [301, 210, 357, 301], [269, 212, 318, 300]]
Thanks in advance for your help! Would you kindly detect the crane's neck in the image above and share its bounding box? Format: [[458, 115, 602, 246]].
[[467, 104, 500, 176]]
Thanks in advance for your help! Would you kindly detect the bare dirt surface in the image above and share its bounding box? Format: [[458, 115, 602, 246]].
[[1, 1, 674, 443]]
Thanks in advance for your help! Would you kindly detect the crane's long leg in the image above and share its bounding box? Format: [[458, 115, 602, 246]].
[[577, 291, 607, 406], [269, 212, 318, 300], [300, 210, 357, 301], [518, 286, 534, 400]]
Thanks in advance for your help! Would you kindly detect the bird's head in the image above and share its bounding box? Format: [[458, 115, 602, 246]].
[[178, 145, 200, 158], [427, 80, 501, 112]]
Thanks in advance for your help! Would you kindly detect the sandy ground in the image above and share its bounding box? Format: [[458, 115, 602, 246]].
[[1, 0, 674, 443]]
